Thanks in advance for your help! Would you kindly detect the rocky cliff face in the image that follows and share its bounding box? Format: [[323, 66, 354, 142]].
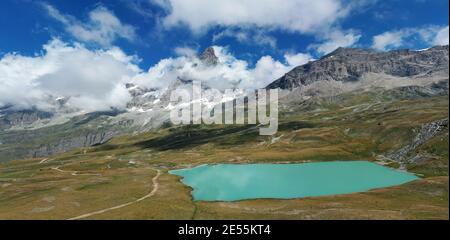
[[387, 118, 449, 164], [0, 109, 53, 130], [267, 45, 449, 90], [199, 47, 219, 66], [29, 130, 115, 158]]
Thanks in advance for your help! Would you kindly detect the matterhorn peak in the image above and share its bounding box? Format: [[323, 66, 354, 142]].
[[199, 47, 218, 66]]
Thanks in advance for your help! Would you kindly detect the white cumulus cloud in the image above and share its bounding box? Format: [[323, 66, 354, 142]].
[[213, 28, 277, 48], [433, 26, 449, 46], [155, 0, 351, 34], [0, 39, 314, 113], [43, 3, 137, 46], [372, 31, 404, 51], [372, 25, 449, 51], [174, 46, 198, 56], [0, 39, 140, 112], [284, 52, 314, 66], [149, 0, 374, 56], [132, 46, 313, 90], [309, 29, 361, 54]]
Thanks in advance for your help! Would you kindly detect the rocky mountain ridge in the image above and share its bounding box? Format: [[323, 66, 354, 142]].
[[267, 45, 449, 90]]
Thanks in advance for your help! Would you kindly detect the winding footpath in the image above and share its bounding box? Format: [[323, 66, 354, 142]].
[[39, 158, 50, 164], [51, 167, 101, 176], [67, 169, 161, 220]]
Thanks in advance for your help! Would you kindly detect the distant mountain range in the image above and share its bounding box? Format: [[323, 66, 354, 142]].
[[0, 45, 448, 161], [268, 46, 449, 90]]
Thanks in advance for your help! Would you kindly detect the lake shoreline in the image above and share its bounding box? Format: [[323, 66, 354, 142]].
[[169, 161, 420, 202]]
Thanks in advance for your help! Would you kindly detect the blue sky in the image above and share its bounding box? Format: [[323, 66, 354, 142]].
[[1, 0, 448, 69], [0, 0, 448, 112]]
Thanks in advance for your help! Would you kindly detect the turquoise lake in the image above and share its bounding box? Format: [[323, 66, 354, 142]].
[[169, 161, 419, 201]]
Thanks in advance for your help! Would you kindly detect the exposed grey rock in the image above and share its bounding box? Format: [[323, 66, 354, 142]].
[[126, 85, 162, 110], [382, 79, 449, 99], [267, 45, 449, 90], [29, 130, 115, 158], [199, 47, 218, 66], [0, 109, 53, 130], [0, 110, 130, 161], [388, 118, 449, 163]]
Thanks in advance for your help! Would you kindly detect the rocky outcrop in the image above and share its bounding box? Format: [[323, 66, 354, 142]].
[[267, 45, 449, 90], [0, 109, 53, 129], [388, 118, 449, 162], [384, 79, 449, 99], [199, 47, 218, 66], [29, 130, 115, 158]]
